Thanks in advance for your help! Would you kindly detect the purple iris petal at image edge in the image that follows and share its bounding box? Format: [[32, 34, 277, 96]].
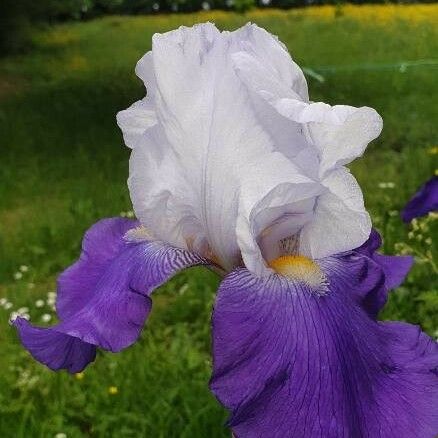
[[210, 235, 438, 437], [402, 176, 438, 222], [14, 217, 209, 373]]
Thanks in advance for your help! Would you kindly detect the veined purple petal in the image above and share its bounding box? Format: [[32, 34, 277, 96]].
[[402, 176, 438, 222], [357, 229, 413, 291], [14, 218, 209, 373], [210, 267, 438, 438], [57, 217, 140, 320], [324, 229, 413, 317], [13, 320, 97, 374]]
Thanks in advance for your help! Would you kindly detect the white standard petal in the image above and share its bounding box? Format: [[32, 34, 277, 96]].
[[120, 22, 376, 277], [272, 99, 383, 176], [117, 51, 159, 149], [116, 99, 157, 149], [127, 23, 316, 272], [128, 126, 202, 252], [299, 167, 372, 260], [237, 160, 324, 276], [231, 23, 308, 102], [233, 48, 382, 177]]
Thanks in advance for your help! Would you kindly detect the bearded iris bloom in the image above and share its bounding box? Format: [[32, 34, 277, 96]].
[[14, 23, 438, 437]]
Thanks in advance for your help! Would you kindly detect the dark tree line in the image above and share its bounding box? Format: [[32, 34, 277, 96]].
[[0, 0, 430, 55]]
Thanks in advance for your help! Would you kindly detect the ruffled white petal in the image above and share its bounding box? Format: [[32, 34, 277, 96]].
[[270, 99, 383, 177], [129, 23, 309, 271], [233, 49, 383, 177], [116, 99, 157, 149], [234, 151, 323, 276], [300, 167, 372, 259], [231, 23, 308, 102], [118, 22, 380, 276]]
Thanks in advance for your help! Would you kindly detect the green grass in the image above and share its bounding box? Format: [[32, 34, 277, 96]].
[[0, 7, 437, 437]]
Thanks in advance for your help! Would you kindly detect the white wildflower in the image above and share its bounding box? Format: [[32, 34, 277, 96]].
[[179, 284, 189, 295], [9, 311, 19, 324], [378, 182, 395, 189], [41, 314, 52, 323]]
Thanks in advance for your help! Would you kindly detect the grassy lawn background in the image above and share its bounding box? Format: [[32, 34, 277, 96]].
[[0, 5, 437, 437]]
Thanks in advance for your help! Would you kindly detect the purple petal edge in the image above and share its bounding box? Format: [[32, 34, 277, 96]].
[[328, 229, 413, 317], [402, 176, 438, 222], [14, 217, 209, 373], [14, 318, 97, 374]]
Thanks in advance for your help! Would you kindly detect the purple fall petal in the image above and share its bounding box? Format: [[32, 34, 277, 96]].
[[355, 230, 413, 291], [328, 229, 413, 317], [56, 217, 140, 320], [372, 252, 413, 291], [210, 267, 438, 438], [402, 176, 438, 222], [14, 217, 208, 372], [14, 318, 96, 374]]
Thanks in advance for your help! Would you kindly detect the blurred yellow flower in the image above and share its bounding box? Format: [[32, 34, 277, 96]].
[[108, 386, 118, 395], [246, 4, 438, 25], [75, 372, 84, 380]]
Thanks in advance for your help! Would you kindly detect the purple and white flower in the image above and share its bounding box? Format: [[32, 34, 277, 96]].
[[14, 23, 438, 437]]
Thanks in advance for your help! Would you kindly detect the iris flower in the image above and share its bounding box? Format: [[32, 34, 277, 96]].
[[14, 23, 438, 436], [402, 176, 438, 222]]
